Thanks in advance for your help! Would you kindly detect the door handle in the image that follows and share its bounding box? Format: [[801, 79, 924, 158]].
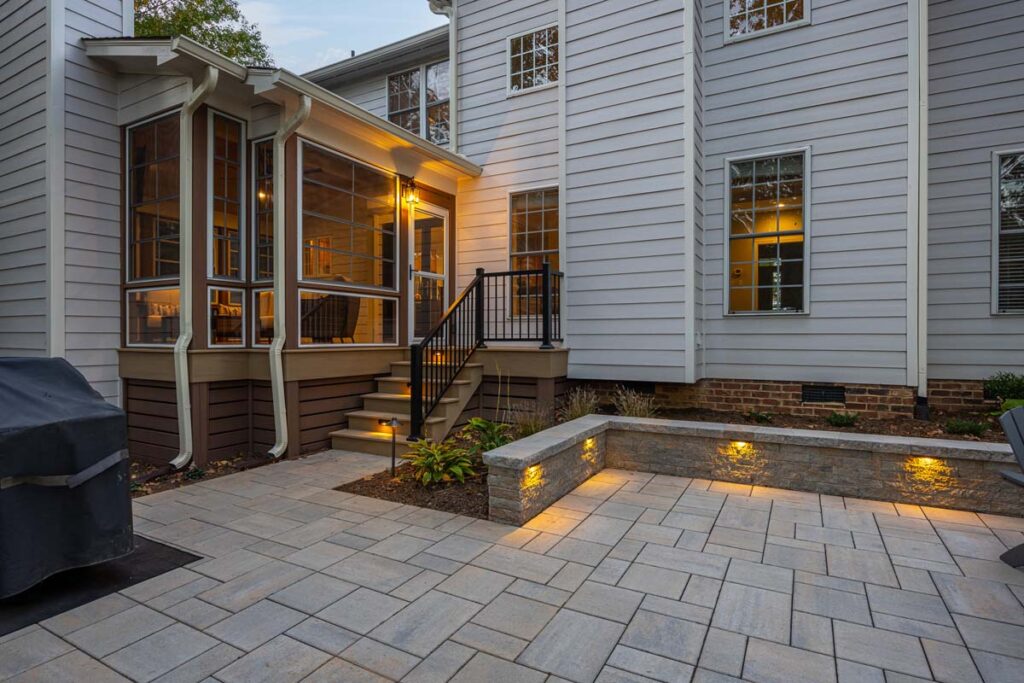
[[409, 264, 414, 281]]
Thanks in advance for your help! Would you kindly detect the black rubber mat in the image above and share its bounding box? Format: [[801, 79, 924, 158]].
[[0, 536, 201, 636]]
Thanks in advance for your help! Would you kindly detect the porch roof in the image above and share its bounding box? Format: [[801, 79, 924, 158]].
[[83, 36, 481, 179]]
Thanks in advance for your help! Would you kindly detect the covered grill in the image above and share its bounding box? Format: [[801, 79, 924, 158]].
[[0, 358, 133, 599]]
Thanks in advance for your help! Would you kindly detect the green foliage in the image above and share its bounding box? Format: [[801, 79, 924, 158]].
[[746, 411, 773, 424], [408, 439, 475, 486], [984, 372, 1024, 400], [611, 385, 659, 418], [461, 417, 512, 455], [130, 481, 146, 493], [506, 402, 554, 439], [135, 0, 272, 66], [184, 467, 206, 480], [825, 411, 859, 428], [556, 386, 601, 423], [945, 418, 988, 437], [1001, 398, 1024, 413]]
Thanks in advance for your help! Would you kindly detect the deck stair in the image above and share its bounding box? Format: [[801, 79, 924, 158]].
[[329, 360, 483, 457]]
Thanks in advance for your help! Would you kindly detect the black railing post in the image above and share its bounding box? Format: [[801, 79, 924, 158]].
[[474, 267, 487, 349], [408, 343, 423, 441], [540, 261, 554, 349]]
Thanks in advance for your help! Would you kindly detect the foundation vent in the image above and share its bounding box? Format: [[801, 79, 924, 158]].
[[801, 384, 846, 404]]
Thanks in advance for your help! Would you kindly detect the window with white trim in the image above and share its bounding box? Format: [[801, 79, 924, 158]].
[[510, 188, 559, 316], [508, 26, 558, 94], [387, 61, 450, 146], [997, 152, 1024, 312], [209, 287, 244, 346], [727, 152, 806, 313], [727, 0, 806, 39], [253, 139, 274, 281], [210, 113, 244, 279]]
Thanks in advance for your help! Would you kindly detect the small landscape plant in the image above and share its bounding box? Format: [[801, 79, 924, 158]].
[[506, 401, 554, 438], [461, 417, 512, 456], [825, 411, 859, 428], [184, 467, 206, 480], [984, 372, 1024, 401], [556, 386, 601, 423], [945, 418, 988, 437], [746, 411, 773, 424], [408, 439, 475, 486], [1000, 398, 1024, 413], [611, 385, 659, 418]]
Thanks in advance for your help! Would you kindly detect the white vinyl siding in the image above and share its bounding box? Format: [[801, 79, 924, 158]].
[[701, 0, 911, 385], [334, 79, 388, 118], [0, 0, 49, 358], [564, 0, 691, 383], [928, 0, 1024, 379]]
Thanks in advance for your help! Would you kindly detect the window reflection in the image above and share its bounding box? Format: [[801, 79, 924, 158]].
[[127, 288, 180, 345], [211, 114, 242, 279], [128, 115, 180, 280], [209, 288, 243, 345], [299, 291, 396, 345]]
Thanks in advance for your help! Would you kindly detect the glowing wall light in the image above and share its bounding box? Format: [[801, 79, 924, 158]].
[[904, 456, 955, 489], [523, 464, 544, 490]]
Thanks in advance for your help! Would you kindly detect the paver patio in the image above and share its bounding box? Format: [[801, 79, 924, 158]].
[[3, 450, 1024, 682]]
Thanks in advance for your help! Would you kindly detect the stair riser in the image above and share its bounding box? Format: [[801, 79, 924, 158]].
[[363, 397, 460, 419], [389, 363, 484, 385], [346, 416, 447, 439], [331, 436, 414, 458]]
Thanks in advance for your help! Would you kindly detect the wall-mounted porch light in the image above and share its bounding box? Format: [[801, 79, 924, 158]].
[[403, 179, 420, 206]]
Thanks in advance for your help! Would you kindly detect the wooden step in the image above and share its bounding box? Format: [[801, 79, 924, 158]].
[[329, 429, 415, 458], [361, 392, 459, 417], [346, 410, 445, 437]]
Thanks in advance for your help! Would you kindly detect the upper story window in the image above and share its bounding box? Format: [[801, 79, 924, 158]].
[[509, 26, 559, 94], [727, 0, 807, 40], [127, 114, 180, 281], [996, 151, 1024, 312], [727, 151, 807, 314], [253, 139, 274, 280], [300, 142, 397, 290], [510, 188, 559, 316], [209, 113, 244, 280], [387, 61, 450, 146]]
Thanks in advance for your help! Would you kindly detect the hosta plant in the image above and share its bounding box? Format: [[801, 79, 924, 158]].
[[408, 439, 475, 486], [461, 417, 512, 456]]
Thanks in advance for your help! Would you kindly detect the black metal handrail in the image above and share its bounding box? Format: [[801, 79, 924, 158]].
[[409, 263, 562, 440]]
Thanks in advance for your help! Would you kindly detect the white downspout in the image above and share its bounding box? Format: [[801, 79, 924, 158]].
[[916, 1, 929, 415], [907, 0, 929, 417], [170, 66, 218, 471], [268, 95, 312, 459], [430, 0, 457, 152]]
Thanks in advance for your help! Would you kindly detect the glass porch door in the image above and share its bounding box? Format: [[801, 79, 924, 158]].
[[410, 204, 448, 340]]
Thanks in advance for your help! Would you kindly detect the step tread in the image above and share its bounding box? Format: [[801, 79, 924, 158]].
[[380, 377, 473, 386], [330, 428, 415, 442], [391, 362, 484, 369], [362, 392, 459, 403], [347, 410, 445, 424]]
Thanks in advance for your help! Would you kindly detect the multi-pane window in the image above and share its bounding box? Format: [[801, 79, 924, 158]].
[[997, 152, 1024, 312], [210, 113, 243, 279], [728, 152, 806, 314], [387, 62, 450, 146], [299, 291, 397, 345], [128, 115, 180, 280], [509, 26, 559, 94], [254, 290, 274, 345], [253, 139, 274, 280], [209, 288, 244, 346], [727, 0, 806, 39], [510, 189, 559, 316], [127, 288, 180, 345], [301, 143, 397, 289]]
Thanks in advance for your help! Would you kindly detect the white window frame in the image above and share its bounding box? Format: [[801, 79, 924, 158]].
[[385, 61, 450, 146], [723, 146, 812, 317], [251, 135, 274, 283], [992, 147, 1024, 315], [207, 109, 247, 282], [506, 23, 560, 98], [297, 139, 400, 294], [252, 288, 273, 347], [507, 184, 561, 321], [207, 285, 246, 347], [125, 285, 180, 348], [296, 288, 400, 348], [723, 0, 810, 44], [124, 110, 182, 285]]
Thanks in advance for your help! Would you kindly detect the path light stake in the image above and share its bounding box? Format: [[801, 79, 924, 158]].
[[380, 417, 402, 476]]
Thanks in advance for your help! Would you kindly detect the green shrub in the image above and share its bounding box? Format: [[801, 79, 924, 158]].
[[557, 386, 601, 423], [826, 411, 858, 428], [408, 439, 475, 486], [461, 417, 512, 456], [184, 467, 206, 480], [1001, 398, 1024, 413], [611, 385, 659, 418], [505, 402, 553, 439], [945, 418, 988, 437], [746, 411, 773, 424], [984, 372, 1024, 400]]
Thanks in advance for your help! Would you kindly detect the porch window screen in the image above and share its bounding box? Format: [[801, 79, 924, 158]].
[[300, 143, 397, 289], [510, 188, 559, 316], [509, 26, 559, 93], [210, 114, 243, 279], [299, 291, 397, 346], [728, 152, 806, 313], [997, 152, 1024, 312], [127, 115, 180, 281], [728, 0, 806, 38], [254, 139, 274, 280]]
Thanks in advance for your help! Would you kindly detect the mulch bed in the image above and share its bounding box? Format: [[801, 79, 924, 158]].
[[337, 464, 490, 519], [660, 407, 1008, 443], [129, 453, 274, 498]]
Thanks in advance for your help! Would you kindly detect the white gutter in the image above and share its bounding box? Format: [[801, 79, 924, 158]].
[[170, 65, 218, 470], [907, 0, 929, 415], [268, 95, 312, 459]]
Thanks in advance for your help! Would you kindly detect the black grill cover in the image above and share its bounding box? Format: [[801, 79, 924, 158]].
[[0, 358, 133, 598]]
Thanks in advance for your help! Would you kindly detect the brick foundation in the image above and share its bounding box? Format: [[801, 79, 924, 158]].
[[927, 380, 997, 413]]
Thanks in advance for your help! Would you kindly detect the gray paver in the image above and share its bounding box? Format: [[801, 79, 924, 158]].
[[711, 582, 791, 643], [436, 564, 514, 604], [922, 639, 982, 683], [40, 594, 137, 637], [6, 650, 129, 683], [214, 635, 330, 683], [162, 598, 232, 630], [473, 592, 559, 639], [340, 637, 420, 680], [565, 581, 644, 623], [370, 590, 481, 656], [932, 573, 1024, 625], [425, 533, 492, 562], [471, 544, 566, 583], [103, 624, 218, 682], [743, 638, 836, 683], [953, 614, 1024, 658], [617, 562, 690, 600], [206, 600, 306, 651], [865, 583, 953, 625], [833, 621, 931, 677], [794, 582, 872, 625], [198, 560, 311, 612], [609, 645, 695, 682], [452, 622, 529, 659], [791, 610, 833, 655], [302, 658, 390, 682], [697, 628, 745, 677], [322, 551, 422, 591], [285, 618, 359, 654], [64, 604, 173, 658], [269, 573, 357, 613], [0, 628, 74, 679], [453, 652, 547, 683], [569, 515, 635, 545], [520, 609, 626, 683], [619, 610, 706, 664], [150, 643, 243, 683], [548, 537, 613, 566], [315, 586, 407, 634], [826, 546, 898, 587], [403, 641, 476, 683]]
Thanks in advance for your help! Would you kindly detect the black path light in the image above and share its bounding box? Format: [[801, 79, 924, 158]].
[[379, 417, 403, 476]]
